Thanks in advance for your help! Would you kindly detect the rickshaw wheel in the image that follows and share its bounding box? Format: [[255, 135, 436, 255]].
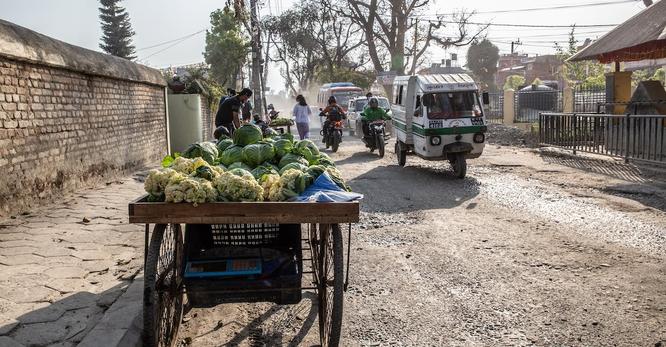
[[451, 153, 467, 179], [143, 224, 184, 347], [314, 224, 344, 347], [396, 142, 406, 167]]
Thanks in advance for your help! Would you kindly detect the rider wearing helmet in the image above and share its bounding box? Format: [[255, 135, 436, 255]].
[[360, 97, 391, 140], [319, 96, 346, 140]]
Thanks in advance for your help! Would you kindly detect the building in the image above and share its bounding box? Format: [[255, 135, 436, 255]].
[[496, 53, 563, 89], [418, 58, 468, 75]]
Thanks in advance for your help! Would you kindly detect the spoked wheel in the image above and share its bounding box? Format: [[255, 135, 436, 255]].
[[376, 134, 385, 158], [450, 153, 467, 179], [144, 224, 184, 347], [310, 224, 344, 347]]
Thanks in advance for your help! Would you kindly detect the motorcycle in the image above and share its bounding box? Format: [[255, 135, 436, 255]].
[[320, 109, 345, 152], [363, 120, 389, 158]]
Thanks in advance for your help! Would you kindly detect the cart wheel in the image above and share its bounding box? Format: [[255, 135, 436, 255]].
[[315, 224, 344, 347], [450, 153, 467, 179], [143, 224, 184, 347]]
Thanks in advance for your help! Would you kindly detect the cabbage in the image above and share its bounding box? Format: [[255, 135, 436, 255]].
[[278, 153, 309, 169], [216, 138, 234, 154], [242, 143, 276, 167], [192, 165, 217, 181], [306, 165, 326, 178], [220, 145, 244, 166], [229, 162, 253, 172], [279, 133, 294, 142], [261, 161, 279, 171], [182, 142, 219, 165], [251, 165, 279, 180], [295, 172, 315, 193], [326, 167, 351, 191], [233, 124, 263, 146], [263, 128, 279, 138], [293, 139, 320, 163], [279, 162, 308, 175], [313, 155, 336, 168], [273, 139, 293, 158]]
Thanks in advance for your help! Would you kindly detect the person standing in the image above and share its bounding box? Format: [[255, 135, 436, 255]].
[[292, 94, 312, 140], [241, 99, 253, 123], [215, 88, 253, 134]]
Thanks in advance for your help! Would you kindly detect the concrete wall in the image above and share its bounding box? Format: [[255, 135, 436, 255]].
[[0, 19, 167, 217]]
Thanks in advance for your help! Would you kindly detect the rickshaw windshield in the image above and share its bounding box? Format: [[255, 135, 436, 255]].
[[425, 91, 481, 119], [353, 99, 368, 111]]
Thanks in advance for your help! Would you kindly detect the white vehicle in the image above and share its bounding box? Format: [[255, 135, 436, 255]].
[[391, 74, 489, 178], [347, 96, 392, 136]]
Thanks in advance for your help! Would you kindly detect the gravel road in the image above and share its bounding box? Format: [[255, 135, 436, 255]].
[[178, 130, 666, 346]]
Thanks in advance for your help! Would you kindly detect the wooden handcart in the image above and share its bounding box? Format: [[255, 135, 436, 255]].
[[129, 197, 359, 347]]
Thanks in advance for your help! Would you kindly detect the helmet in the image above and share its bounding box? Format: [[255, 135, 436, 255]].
[[368, 97, 379, 108], [328, 95, 337, 104]]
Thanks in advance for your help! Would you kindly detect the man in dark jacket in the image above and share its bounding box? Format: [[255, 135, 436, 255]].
[[215, 88, 253, 134]]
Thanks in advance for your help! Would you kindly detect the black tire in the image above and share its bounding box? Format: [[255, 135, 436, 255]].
[[451, 153, 467, 179], [376, 133, 385, 158], [316, 224, 344, 347], [144, 224, 184, 347], [396, 141, 406, 167], [331, 131, 341, 152]]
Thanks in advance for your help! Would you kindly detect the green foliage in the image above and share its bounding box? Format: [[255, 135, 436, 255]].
[[653, 68, 665, 85], [98, 0, 136, 59], [531, 78, 543, 86], [555, 26, 605, 86], [466, 39, 500, 92], [504, 75, 526, 91], [204, 7, 248, 87]]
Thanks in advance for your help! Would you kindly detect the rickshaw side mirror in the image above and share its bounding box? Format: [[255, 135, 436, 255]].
[[482, 92, 490, 105]]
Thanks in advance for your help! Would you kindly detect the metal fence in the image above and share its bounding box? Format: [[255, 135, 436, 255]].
[[486, 92, 503, 124], [514, 90, 563, 123], [539, 112, 666, 163], [573, 85, 606, 113]]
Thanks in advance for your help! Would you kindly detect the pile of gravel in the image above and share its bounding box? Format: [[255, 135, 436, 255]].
[[486, 123, 539, 147]]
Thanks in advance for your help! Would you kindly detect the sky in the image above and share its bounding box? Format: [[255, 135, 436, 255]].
[[0, 0, 652, 92]]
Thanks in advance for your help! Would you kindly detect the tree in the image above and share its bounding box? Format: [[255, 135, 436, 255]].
[[504, 75, 525, 91], [466, 39, 499, 91], [98, 0, 136, 59], [204, 7, 249, 88], [340, 0, 485, 77], [555, 26, 605, 87]]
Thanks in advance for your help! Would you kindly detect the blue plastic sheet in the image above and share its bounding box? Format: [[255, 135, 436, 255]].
[[294, 173, 363, 202]]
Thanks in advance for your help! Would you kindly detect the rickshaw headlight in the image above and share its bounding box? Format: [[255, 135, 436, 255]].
[[473, 133, 485, 143], [430, 136, 441, 146]]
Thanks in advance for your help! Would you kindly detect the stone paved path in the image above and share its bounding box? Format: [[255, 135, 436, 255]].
[[0, 178, 145, 346]]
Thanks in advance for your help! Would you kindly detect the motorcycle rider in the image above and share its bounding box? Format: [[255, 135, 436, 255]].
[[319, 96, 346, 141], [360, 97, 391, 144]]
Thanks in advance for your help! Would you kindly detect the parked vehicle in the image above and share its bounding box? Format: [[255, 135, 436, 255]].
[[364, 120, 389, 158], [347, 96, 392, 136], [391, 74, 489, 178]]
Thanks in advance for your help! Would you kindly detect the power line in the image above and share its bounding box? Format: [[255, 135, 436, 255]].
[[137, 29, 206, 51], [421, 19, 619, 28], [453, 0, 637, 15], [141, 33, 202, 61]]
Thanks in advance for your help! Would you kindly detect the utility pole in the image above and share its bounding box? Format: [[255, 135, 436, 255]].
[[249, 0, 263, 116], [511, 39, 521, 55]]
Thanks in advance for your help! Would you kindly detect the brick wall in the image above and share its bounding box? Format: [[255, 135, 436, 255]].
[[0, 20, 167, 217]]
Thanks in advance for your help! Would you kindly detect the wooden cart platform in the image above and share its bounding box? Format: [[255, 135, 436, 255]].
[[128, 195, 359, 224]]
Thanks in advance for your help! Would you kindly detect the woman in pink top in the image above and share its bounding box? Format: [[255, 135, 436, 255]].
[[292, 94, 312, 140]]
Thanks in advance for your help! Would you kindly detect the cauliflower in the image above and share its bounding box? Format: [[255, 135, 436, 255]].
[[144, 168, 182, 199], [169, 156, 208, 174], [268, 169, 301, 201], [164, 176, 217, 205], [259, 174, 280, 201], [213, 171, 264, 202]]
